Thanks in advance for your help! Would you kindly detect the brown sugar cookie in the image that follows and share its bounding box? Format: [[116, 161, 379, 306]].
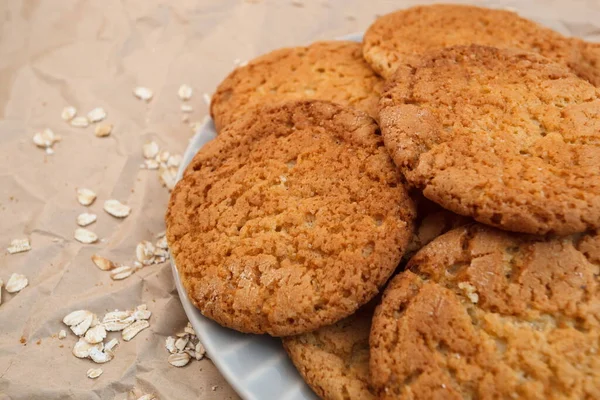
[[379, 45, 600, 235], [283, 302, 376, 400], [370, 224, 600, 400], [210, 41, 383, 131], [363, 4, 595, 83], [166, 100, 416, 336]]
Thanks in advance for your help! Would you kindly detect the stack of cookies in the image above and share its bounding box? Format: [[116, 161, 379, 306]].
[[166, 4, 600, 399]]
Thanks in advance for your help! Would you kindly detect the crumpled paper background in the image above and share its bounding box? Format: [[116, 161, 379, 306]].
[[0, 0, 599, 399]]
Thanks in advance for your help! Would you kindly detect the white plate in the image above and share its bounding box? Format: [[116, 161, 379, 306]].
[[170, 16, 572, 397]]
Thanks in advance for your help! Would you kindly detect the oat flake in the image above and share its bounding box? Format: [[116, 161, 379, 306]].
[[110, 265, 134, 280], [5, 273, 28, 293], [74, 228, 99, 244], [87, 107, 107, 123], [61, 106, 77, 121], [142, 141, 159, 159], [178, 84, 193, 101], [70, 116, 89, 128], [77, 212, 97, 227], [95, 124, 112, 137], [168, 352, 191, 367], [91, 254, 117, 271], [77, 188, 97, 206], [87, 368, 103, 379], [7, 238, 31, 254], [104, 199, 131, 218], [134, 86, 153, 101], [122, 320, 150, 341]]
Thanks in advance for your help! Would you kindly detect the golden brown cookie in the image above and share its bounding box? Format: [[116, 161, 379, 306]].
[[210, 41, 383, 131], [370, 224, 600, 400], [283, 302, 376, 400], [166, 100, 415, 336], [380, 45, 600, 235], [363, 4, 594, 83]]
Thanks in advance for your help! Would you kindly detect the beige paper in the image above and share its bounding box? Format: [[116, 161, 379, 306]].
[[0, 0, 598, 399]]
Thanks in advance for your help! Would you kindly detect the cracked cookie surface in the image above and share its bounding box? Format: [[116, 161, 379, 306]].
[[210, 41, 383, 131], [370, 224, 600, 400], [380, 45, 600, 235], [362, 4, 597, 84], [283, 302, 376, 400], [166, 100, 415, 336]]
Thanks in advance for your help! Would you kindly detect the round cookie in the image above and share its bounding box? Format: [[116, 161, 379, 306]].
[[166, 100, 416, 336], [379, 45, 600, 235], [363, 4, 593, 83], [370, 224, 600, 400], [210, 41, 383, 131], [283, 303, 376, 400]]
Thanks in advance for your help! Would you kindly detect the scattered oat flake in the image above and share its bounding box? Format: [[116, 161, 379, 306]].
[[158, 150, 170, 163], [168, 352, 191, 367], [142, 159, 159, 170], [72, 337, 102, 358], [137, 395, 156, 400], [134, 86, 153, 101], [70, 116, 89, 128], [77, 188, 97, 206], [180, 104, 193, 113], [74, 228, 98, 244], [7, 238, 31, 254], [5, 273, 28, 293], [167, 154, 182, 168], [89, 347, 114, 363], [87, 368, 103, 379], [58, 329, 67, 339], [175, 336, 189, 352], [61, 106, 77, 121], [122, 320, 150, 341], [110, 265, 134, 280], [33, 129, 61, 149], [91, 254, 116, 271], [189, 120, 203, 133], [159, 167, 177, 191], [212, 385, 218, 391], [104, 338, 120, 352], [184, 322, 196, 336], [165, 336, 176, 354], [132, 305, 152, 321], [136, 240, 156, 264], [104, 199, 131, 218], [178, 84, 193, 101], [63, 310, 95, 336], [195, 342, 206, 360], [155, 236, 168, 250], [102, 311, 134, 332], [87, 107, 107, 123], [77, 212, 97, 227], [203, 93, 211, 106], [239, 60, 248, 67], [84, 324, 107, 344], [95, 124, 112, 137], [143, 141, 159, 159]]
